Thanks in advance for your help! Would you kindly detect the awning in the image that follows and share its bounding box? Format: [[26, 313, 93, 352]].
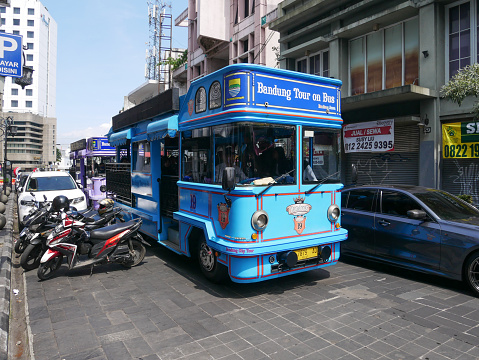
[[147, 115, 178, 141], [109, 128, 132, 146]]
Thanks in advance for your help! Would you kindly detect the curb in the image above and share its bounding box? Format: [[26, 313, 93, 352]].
[[0, 195, 14, 360]]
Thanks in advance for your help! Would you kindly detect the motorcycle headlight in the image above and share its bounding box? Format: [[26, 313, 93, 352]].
[[71, 196, 85, 205], [20, 200, 35, 206], [251, 210, 269, 231], [327, 204, 340, 222]]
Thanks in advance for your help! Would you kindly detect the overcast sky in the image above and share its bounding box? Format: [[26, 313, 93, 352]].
[[40, 0, 188, 145]]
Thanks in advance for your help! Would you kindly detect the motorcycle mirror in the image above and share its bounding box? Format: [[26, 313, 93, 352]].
[[43, 194, 47, 202]]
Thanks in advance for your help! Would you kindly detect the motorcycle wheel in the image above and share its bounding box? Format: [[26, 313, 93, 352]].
[[121, 237, 146, 268], [20, 243, 43, 270], [37, 255, 63, 280], [14, 236, 28, 254]]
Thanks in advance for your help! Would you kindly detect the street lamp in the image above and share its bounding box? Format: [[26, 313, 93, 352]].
[[14, 65, 34, 89], [0, 116, 17, 194]]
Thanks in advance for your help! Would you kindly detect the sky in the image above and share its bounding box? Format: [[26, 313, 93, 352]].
[[40, 0, 188, 145]]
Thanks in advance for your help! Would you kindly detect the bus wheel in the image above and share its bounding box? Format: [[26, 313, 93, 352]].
[[197, 235, 228, 283]]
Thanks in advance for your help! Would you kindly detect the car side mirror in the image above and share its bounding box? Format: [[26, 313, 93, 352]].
[[351, 164, 358, 184], [222, 167, 236, 192], [407, 209, 427, 220], [18, 187, 22, 193]]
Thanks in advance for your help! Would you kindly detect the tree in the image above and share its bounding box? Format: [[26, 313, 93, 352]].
[[441, 64, 479, 119], [160, 50, 188, 71], [56, 148, 62, 163]]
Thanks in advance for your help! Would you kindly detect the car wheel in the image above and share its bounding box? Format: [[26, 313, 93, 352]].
[[465, 252, 479, 297]]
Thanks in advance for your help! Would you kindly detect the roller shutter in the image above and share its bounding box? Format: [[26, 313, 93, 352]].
[[442, 158, 479, 205], [344, 124, 419, 185]]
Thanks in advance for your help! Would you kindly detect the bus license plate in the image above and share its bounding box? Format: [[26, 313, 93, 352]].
[[294, 246, 318, 261]]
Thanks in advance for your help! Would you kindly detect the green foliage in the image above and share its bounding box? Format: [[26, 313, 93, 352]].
[[56, 148, 62, 162], [160, 50, 188, 71], [457, 194, 473, 204], [441, 64, 479, 119]]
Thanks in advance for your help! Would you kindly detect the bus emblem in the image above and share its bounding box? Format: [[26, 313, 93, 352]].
[[217, 202, 230, 229], [229, 78, 240, 98], [286, 197, 312, 234]]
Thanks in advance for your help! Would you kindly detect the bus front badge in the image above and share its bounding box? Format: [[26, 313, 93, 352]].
[[217, 202, 231, 229], [286, 197, 312, 234]]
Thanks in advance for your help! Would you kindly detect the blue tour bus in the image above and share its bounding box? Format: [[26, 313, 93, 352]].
[[107, 64, 347, 283]]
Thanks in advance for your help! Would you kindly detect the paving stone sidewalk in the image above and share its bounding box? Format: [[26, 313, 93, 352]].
[[23, 241, 479, 360], [0, 195, 13, 360]]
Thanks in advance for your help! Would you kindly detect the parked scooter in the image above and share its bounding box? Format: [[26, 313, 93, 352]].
[[37, 209, 147, 280], [15, 193, 51, 254], [20, 197, 126, 271]]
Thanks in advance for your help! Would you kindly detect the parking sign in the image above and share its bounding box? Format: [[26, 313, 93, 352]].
[[0, 33, 22, 78]]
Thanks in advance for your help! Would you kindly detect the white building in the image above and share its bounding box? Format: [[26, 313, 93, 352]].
[[0, 0, 57, 171]]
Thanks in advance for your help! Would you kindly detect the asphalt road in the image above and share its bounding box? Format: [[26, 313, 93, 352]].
[[17, 236, 479, 360]]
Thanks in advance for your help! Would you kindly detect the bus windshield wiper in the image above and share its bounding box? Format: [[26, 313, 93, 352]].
[[305, 171, 340, 194], [256, 169, 295, 198]]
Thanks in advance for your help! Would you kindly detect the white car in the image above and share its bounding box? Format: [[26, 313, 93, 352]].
[[17, 171, 87, 226]]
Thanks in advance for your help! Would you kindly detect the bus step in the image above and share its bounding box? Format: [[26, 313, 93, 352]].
[[160, 239, 181, 253]]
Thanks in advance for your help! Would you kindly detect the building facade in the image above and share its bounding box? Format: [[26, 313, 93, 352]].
[[0, 0, 57, 171], [176, 0, 281, 87], [270, 0, 479, 204]]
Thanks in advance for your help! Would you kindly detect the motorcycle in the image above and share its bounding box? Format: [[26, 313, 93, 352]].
[[37, 216, 148, 280], [15, 193, 48, 254], [20, 204, 125, 271]]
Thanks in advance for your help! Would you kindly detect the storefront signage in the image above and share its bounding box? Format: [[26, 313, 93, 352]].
[[443, 121, 479, 158], [343, 120, 394, 153]]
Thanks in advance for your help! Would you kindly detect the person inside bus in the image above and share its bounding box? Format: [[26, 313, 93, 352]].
[[271, 146, 292, 177], [215, 147, 247, 183]]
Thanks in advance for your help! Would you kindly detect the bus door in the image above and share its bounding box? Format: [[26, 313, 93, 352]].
[[160, 136, 179, 218]]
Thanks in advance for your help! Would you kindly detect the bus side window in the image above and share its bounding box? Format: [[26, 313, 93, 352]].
[[181, 127, 212, 183]]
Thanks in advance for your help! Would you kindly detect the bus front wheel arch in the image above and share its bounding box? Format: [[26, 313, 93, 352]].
[[190, 228, 228, 283]]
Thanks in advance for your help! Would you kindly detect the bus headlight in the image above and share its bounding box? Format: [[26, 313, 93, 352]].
[[251, 210, 268, 231], [327, 204, 340, 222]]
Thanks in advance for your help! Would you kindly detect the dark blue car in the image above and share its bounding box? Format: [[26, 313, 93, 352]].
[[341, 185, 479, 296]]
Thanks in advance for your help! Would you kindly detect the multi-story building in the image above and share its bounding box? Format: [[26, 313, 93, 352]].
[[0, 0, 57, 171], [270, 0, 479, 204], [175, 0, 281, 87]]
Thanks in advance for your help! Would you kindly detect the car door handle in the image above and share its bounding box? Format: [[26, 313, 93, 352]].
[[378, 220, 390, 227], [412, 229, 420, 235]]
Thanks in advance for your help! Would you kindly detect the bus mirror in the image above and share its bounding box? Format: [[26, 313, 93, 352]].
[[222, 167, 236, 192], [351, 164, 358, 184], [100, 185, 107, 193]]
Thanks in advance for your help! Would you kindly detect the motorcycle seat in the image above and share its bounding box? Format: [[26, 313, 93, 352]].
[[89, 220, 137, 240]]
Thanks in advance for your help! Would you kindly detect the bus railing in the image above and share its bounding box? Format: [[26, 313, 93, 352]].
[[105, 163, 132, 206]]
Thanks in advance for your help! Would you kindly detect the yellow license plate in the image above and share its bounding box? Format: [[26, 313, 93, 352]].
[[294, 246, 319, 261]]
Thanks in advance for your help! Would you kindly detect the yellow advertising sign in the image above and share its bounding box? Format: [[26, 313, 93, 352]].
[[443, 122, 479, 158]]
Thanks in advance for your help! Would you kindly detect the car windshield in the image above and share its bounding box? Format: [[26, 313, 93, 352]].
[[414, 190, 479, 220], [26, 176, 77, 192]]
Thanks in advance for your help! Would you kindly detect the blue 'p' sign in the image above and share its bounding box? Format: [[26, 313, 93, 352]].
[[0, 33, 22, 78]]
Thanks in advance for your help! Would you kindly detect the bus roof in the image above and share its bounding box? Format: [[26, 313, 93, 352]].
[[178, 64, 343, 131]]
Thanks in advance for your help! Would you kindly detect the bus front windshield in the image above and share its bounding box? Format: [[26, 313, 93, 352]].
[[182, 123, 296, 185], [302, 128, 341, 183]]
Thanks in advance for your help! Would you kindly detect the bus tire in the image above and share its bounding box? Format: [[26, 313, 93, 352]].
[[197, 233, 228, 283]]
